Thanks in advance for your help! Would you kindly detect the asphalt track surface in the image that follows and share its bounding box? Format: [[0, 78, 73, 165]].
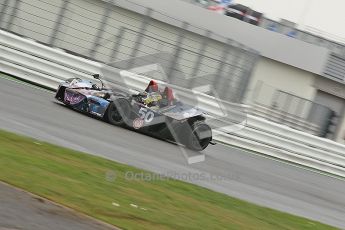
[[0, 76, 345, 228]]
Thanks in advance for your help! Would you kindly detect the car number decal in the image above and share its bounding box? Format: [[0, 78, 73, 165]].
[[138, 107, 154, 123]]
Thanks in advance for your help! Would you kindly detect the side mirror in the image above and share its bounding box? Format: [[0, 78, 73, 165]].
[[92, 74, 100, 79]]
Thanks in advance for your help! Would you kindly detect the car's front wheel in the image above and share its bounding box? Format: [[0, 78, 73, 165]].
[[106, 98, 131, 126]]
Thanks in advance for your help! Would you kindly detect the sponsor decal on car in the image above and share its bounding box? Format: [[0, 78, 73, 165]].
[[64, 90, 85, 105], [133, 118, 144, 129]]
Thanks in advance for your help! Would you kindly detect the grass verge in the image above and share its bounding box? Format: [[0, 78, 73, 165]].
[[0, 129, 337, 230]]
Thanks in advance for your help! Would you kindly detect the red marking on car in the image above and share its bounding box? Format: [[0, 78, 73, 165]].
[[133, 118, 144, 129]]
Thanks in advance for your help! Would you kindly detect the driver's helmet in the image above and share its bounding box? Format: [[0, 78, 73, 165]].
[[143, 92, 162, 107]]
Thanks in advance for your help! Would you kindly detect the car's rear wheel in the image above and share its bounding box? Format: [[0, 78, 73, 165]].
[[106, 98, 131, 126], [187, 121, 212, 151]]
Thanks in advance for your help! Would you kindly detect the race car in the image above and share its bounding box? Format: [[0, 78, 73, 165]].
[[55, 74, 213, 151]]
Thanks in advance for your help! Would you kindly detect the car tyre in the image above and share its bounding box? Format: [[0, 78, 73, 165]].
[[106, 98, 131, 126], [187, 120, 212, 151]]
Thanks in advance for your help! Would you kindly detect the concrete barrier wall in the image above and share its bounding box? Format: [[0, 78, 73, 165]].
[[1, 0, 258, 102]]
